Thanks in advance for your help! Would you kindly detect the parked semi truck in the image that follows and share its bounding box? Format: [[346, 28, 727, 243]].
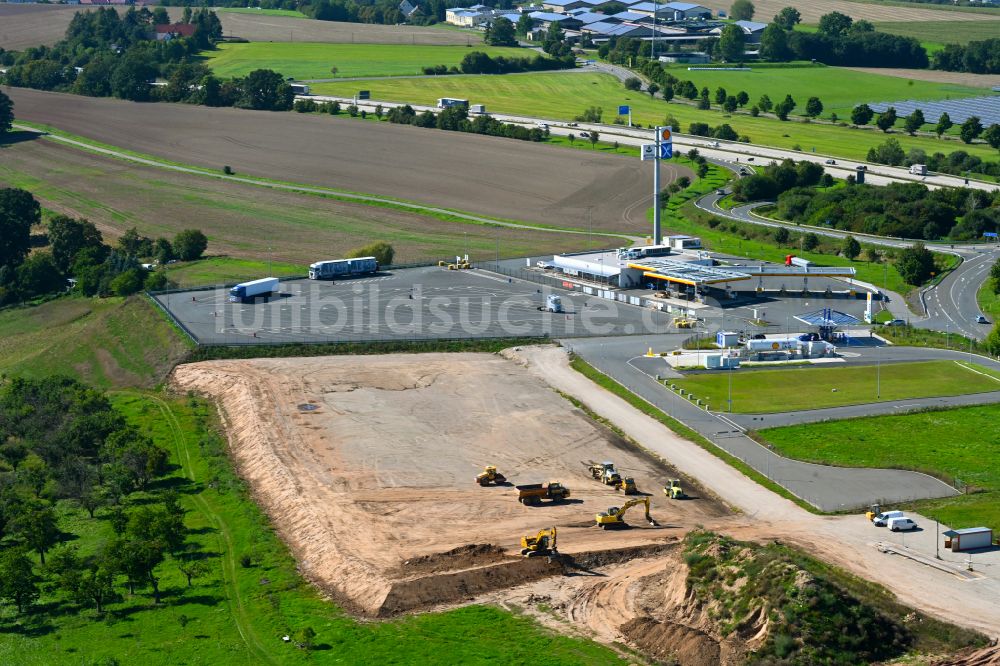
[[516, 482, 570, 505], [308, 256, 378, 280], [229, 277, 279, 303]]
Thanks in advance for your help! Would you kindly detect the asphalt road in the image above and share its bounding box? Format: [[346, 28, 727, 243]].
[[562, 334, 963, 511]]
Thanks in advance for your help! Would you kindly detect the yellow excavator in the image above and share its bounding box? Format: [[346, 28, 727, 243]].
[[520, 527, 557, 557], [663, 479, 687, 499], [595, 497, 656, 529], [475, 465, 507, 486]]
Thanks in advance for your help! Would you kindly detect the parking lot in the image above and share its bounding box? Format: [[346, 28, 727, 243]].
[[155, 265, 677, 345]]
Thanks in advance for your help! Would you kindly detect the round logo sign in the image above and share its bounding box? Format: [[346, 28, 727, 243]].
[[660, 128, 672, 141]]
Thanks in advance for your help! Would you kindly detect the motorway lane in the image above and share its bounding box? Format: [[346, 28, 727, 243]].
[[923, 248, 999, 339]]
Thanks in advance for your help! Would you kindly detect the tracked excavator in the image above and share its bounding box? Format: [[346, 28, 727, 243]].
[[520, 527, 558, 557], [595, 497, 656, 529], [475, 465, 506, 486]]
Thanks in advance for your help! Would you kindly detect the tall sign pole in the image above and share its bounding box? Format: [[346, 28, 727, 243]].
[[653, 128, 661, 245], [652, 126, 673, 245]]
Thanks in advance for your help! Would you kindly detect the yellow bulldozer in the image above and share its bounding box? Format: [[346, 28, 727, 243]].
[[663, 479, 687, 499], [595, 497, 656, 529], [475, 465, 507, 486], [520, 527, 557, 557], [618, 477, 638, 495]]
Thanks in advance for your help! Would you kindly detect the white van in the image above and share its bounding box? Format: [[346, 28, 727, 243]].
[[888, 517, 917, 532], [872, 510, 904, 527]]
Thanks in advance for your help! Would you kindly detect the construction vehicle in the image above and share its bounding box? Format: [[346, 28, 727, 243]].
[[673, 317, 695, 329], [865, 503, 882, 522], [618, 477, 638, 495], [475, 465, 506, 486], [520, 527, 557, 557], [588, 461, 621, 486], [663, 479, 687, 499], [516, 482, 571, 505], [595, 497, 655, 529]]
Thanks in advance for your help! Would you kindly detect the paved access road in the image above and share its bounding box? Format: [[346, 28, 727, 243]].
[[562, 333, 962, 511]]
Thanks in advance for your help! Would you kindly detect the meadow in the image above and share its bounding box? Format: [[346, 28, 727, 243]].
[[759, 403, 1000, 532], [200, 42, 527, 80], [673, 360, 1000, 413], [873, 20, 1000, 46], [309, 71, 1000, 162]]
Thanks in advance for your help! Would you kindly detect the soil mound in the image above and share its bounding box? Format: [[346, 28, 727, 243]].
[[621, 617, 722, 666], [399, 544, 510, 576]]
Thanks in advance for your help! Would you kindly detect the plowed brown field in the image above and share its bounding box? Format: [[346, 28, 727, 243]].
[[8, 88, 685, 232]]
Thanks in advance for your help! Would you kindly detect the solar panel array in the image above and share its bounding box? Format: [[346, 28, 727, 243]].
[[869, 95, 1000, 126]]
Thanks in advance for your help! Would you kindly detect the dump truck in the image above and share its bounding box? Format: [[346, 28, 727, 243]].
[[520, 527, 557, 557], [663, 479, 687, 499], [596, 497, 655, 529], [516, 482, 570, 505], [588, 461, 621, 486], [618, 477, 638, 495], [475, 465, 506, 486]]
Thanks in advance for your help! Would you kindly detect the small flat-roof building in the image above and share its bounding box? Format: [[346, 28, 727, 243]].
[[712, 19, 767, 42], [943, 527, 994, 552]]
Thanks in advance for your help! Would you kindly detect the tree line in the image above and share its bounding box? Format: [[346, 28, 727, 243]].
[[0, 8, 297, 111], [766, 175, 999, 242], [385, 104, 547, 142], [422, 50, 574, 76], [933, 38, 1000, 75], [0, 376, 195, 616], [0, 188, 207, 306]]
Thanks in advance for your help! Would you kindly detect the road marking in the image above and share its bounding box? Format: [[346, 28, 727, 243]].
[[954, 360, 1000, 384]]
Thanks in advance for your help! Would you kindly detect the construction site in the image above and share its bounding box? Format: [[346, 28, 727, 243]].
[[173, 351, 730, 619]]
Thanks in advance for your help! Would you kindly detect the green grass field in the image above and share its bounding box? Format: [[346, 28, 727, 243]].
[[0, 296, 191, 389], [215, 7, 307, 17], [758, 404, 1000, 532], [978, 276, 1000, 321], [873, 20, 1000, 46], [200, 42, 527, 80], [0, 391, 626, 665], [674, 360, 1000, 413], [164, 257, 304, 287], [656, 61, 985, 118], [309, 71, 1000, 162]]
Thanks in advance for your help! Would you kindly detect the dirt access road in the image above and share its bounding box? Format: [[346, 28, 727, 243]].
[[0, 5, 473, 50], [515, 346, 1000, 639], [173, 353, 728, 617], [8, 89, 686, 233]]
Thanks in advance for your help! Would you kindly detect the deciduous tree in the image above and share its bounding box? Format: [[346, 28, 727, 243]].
[[730, 0, 754, 20]]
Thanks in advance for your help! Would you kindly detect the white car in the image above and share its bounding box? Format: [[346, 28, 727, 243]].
[[536, 261, 553, 269], [873, 510, 904, 527]]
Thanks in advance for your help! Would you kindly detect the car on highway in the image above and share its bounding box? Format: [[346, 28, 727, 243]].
[[579, 131, 589, 138], [716, 188, 726, 195], [566, 122, 579, 127], [976, 315, 989, 324], [886, 319, 907, 326], [825, 159, 836, 165]]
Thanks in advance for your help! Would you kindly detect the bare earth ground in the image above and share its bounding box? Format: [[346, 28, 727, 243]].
[[695, 0, 1000, 22], [846, 67, 1000, 88], [172, 352, 729, 617], [0, 5, 473, 50], [0, 136, 606, 264], [7, 89, 686, 233]]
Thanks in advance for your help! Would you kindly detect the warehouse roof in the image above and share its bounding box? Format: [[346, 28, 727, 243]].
[[943, 527, 993, 537]]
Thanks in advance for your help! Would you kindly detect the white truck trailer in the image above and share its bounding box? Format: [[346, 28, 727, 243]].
[[229, 277, 279, 303], [308, 257, 378, 280]]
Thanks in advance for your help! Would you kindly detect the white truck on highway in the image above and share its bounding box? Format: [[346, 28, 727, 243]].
[[909, 164, 927, 176], [229, 277, 279, 303]]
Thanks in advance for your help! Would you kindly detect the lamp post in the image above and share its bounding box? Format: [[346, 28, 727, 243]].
[[876, 341, 881, 400]]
